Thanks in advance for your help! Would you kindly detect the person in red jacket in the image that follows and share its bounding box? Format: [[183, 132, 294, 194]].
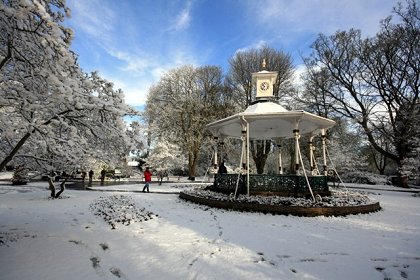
[[142, 167, 152, 193]]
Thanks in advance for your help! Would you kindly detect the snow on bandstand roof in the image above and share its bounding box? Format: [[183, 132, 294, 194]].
[[206, 101, 336, 139]]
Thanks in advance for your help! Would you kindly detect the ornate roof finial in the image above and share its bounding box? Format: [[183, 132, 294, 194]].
[[261, 58, 267, 70]]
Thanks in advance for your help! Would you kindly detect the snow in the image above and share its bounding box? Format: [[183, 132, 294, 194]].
[[1, 177, 419, 280], [181, 188, 376, 207]]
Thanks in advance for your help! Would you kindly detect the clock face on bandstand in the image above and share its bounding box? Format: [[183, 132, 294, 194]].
[[260, 81, 270, 91]]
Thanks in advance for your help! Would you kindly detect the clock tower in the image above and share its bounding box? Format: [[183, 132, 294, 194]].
[[251, 59, 278, 101]]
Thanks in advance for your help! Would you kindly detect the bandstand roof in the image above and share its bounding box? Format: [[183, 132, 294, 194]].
[[206, 101, 336, 139]]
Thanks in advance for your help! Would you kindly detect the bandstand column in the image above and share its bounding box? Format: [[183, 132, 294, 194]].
[[321, 129, 328, 176], [246, 121, 250, 196], [235, 125, 247, 197], [241, 127, 247, 170], [213, 136, 218, 170], [276, 139, 283, 174], [309, 136, 315, 173], [219, 139, 225, 164], [241, 117, 250, 196], [293, 129, 300, 174]]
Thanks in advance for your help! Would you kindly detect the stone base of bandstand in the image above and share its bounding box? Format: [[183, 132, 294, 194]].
[[179, 192, 381, 217]]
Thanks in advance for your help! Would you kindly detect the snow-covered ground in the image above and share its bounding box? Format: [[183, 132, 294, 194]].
[[0, 176, 419, 280]]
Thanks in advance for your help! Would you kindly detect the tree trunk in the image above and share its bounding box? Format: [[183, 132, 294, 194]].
[[48, 178, 56, 198], [56, 180, 66, 198], [250, 140, 271, 174], [0, 37, 12, 70], [0, 110, 73, 171], [0, 133, 31, 171], [392, 174, 408, 188], [188, 149, 198, 180], [48, 177, 67, 198], [370, 146, 387, 175]]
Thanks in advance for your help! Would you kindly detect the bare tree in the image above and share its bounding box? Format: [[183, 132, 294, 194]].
[[226, 45, 295, 174], [227, 44, 295, 108], [144, 65, 235, 179], [304, 0, 419, 186], [300, 68, 339, 119]]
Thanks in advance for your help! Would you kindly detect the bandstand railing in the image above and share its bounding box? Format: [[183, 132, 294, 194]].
[[212, 173, 329, 197]]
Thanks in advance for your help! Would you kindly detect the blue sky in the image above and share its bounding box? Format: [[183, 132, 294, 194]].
[[65, 0, 399, 107]]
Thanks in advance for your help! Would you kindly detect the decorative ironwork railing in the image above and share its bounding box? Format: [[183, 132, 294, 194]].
[[212, 174, 328, 196]]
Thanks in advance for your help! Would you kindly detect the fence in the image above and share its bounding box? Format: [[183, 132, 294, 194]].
[[212, 173, 329, 196]]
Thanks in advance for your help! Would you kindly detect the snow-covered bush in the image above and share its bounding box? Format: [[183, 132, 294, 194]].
[[11, 165, 28, 185], [89, 195, 156, 229], [339, 171, 390, 185]]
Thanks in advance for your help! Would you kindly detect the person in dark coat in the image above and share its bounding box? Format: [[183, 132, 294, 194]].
[[81, 171, 87, 182], [100, 169, 106, 184], [88, 170, 94, 184], [218, 162, 227, 174]]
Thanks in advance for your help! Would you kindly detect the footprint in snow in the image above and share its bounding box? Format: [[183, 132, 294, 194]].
[[68, 240, 83, 245], [90, 256, 101, 268], [99, 243, 109, 251], [370, 257, 388, 262], [277, 254, 291, 259], [110, 267, 127, 279], [90, 256, 105, 276]]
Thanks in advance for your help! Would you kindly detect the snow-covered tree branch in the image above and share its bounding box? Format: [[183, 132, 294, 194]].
[[0, 1, 140, 190], [144, 65, 235, 179]]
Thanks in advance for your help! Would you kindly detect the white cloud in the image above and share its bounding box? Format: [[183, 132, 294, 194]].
[[69, 0, 116, 42], [99, 48, 199, 106], [104, 49, 151, 75], [66, 0, 207, 107], [175, 9, 191, 29], [248, 0, 396, 36], [171, 1, 193, 31], [234, 40, 269, 54], [121, 83, 151, 106], [292, 63, 307, 89], [101, 74, 151, 106]]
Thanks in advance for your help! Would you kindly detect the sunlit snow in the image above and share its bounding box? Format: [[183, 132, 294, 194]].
[[0, 176, 419, 280]]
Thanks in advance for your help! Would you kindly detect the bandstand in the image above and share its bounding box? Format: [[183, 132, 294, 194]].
[[206, 61, 336, 200]]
